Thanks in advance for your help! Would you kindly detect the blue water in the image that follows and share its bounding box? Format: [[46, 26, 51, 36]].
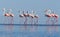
[[0, 24, 60, 37]]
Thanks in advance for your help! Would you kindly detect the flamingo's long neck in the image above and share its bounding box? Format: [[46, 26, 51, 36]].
[[45, 9, 52, 15], [45, 12, 50, 15]]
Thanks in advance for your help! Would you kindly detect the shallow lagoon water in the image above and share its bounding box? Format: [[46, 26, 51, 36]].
[[0, 24, 60, 37]]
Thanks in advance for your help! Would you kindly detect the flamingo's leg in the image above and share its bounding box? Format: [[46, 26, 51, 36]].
[[24, 17, 27, 30], [55, 18, 58, 32], [46, 17, 50, 24], [30, 18, 34, 31], [34, 18, 38, 31], [4, 17, 11, 31], [47, 18, 52, 33], [9, 17, 14, 31]]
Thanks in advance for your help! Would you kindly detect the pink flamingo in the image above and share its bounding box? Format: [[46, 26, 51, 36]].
[[8, 9, 14, 24], [23, 11, 29, 24], [45, 9, 59, 24], [23, 11, 30, 30], [19, 10, 25, 30], [45, 9, 59, 33], [19, 10, 24, 23], [29, 11, 39, 31], [8, 9, 14, 32], [2, 8, 10, 24], [2, 8, 14, 31], [19, 10, 29, 30]]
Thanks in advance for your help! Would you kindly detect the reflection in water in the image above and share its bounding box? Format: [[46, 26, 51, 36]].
[[0, 25, 60, 37]]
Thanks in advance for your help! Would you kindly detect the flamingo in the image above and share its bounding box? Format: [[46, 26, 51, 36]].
[[8, 9, 14, 32], [34, 14, 39, 25], [2, 8, 10, 24], [30, 11, 39, 25], [45, 9, 59, 24], [19, 10, 24, 18], [23, 11, 29, 24], [29, 11, 34, 24], [51, 12, 59, 32], [23, 11, 30, 30], [2, 8, 14, 32], [29, 11, 39, 31], [18, 10, 26, 30], [19, 10, 24, 24], [33, 11, 39, 31], [19, 10, 29, 30], [8, 9, 14, 24], [18, 10, 28, 24], [44, 9, 59, 33], [51, 12, 59, 24]]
